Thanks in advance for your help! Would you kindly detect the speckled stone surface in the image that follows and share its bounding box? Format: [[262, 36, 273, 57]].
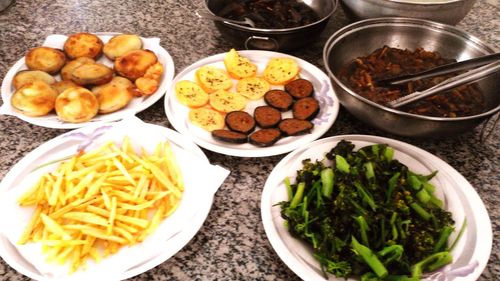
[[0, 0, 498, 280]]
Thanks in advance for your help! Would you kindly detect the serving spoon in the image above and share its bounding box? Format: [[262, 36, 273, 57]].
[[196, 10, 256, 28]]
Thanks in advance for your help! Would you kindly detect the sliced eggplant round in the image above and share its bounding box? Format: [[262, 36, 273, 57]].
[[285, 78, 314, 99], [292, 97, 320, 120], [212, 129, 248, 144], [254, 106, 282, 128], [264, 89, 294, 111], [248, 128, 282, 147], [225, 111, 256, 135], [279, 118, 314, 136]]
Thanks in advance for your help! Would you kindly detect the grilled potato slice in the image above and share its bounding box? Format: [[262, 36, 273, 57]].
[[92, 76, 134, 114], [13, 70, 56, 90], [236, 77, 270, 100], [195, 66, 232, 93], [223, 48, 257, 79], [209, 89, 247, 113], [188, 107, 225, 131], [114, 49, 158, 81], [25, 47, 66, 74], [11, 80, 58, 116], [70, 63, 113, 86], [52, 80, 79, 95], [55, 87, 98, 123], [60, 57, 95, 81], [175, 80, 209, 107], [263, 57, 300, 85], [63, 32, 103, 59], [103, 34, 143, 60]]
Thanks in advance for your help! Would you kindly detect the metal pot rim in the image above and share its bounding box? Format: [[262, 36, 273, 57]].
[[204, 0, 338, 33], [383, 0, 468, 5], [323, 17, 500, 122]]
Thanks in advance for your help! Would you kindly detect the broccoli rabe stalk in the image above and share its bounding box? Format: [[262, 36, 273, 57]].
[[361, 272, 380, 281], [409, 201, 432, 221], [411, 251, 453, 279], [386, 172, 400, 203], [320, 168, 334, 198], [384, 147, 394, 161], [290, 182, 305, 208], [354, 215, 370, 247], [433, 226, 454, 253], [378, 244, 404, 265], [351, 236, 388, 278], [336, 154, 351, 173], [354, 181, 377, 211], [364, 162, 375, 180], [284, 177, 293, 201]]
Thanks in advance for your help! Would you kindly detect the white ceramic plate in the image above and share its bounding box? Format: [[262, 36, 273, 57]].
[[0, 117, 229, 281], [164, 50, 339, 157], [261, 135, 492, 281], [0, 33, 175, 129]]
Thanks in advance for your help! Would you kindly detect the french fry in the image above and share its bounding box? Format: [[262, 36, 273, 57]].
[[40, 214, 71, 240], [17, 137, 185, 273], [18, 205, 43, 244]]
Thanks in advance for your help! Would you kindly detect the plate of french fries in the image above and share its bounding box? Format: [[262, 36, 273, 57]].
[[0, 117, 229, 281]]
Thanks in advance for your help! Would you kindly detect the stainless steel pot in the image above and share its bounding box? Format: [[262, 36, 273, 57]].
[[323, 18, 500, 138], [340, 0, 477, 25], [0, 0, 13, 12], [203, 0, 337, 51]]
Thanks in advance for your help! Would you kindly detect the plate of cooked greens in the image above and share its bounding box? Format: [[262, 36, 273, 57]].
[[261, 135, 491, 281]]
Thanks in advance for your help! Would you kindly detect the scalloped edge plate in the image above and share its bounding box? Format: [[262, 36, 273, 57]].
[[0, 33, 175, 129], [164, 50, 339, 157]]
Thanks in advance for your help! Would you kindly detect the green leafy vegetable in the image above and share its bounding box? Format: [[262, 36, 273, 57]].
[[279, 140, 455, 280]]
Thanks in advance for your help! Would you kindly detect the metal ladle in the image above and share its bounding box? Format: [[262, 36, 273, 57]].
[[196, 10, 256, 28]]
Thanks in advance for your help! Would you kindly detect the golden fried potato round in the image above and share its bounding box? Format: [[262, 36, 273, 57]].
[[114, 49, 157, 81], [63, 32, 103, 59], [13, 70, 56, 90], [52, 80, 79, 95], [70, 63, 113, 86], [60, 57, 95, 81], [11, 80, 58, 117], [103, 34, 143, 60], [55, 87, 99, 123], [91, 76, 134, 114], [25, 47, 66, 74], [188, 107, 225, 131]]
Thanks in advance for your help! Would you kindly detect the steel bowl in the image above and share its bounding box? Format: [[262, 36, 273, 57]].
[[341, 0, 476, 25], [323, 17, 500, 138], [203, 0, 337, 51]]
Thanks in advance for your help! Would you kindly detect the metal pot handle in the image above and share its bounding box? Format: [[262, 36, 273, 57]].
[[244, 36, 279, 51]]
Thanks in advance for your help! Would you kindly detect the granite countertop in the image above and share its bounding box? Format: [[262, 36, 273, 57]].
[[0, 0, 498, 280]]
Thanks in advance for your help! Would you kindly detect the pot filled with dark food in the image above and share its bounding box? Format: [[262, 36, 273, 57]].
[[203, 0, 338, 51], [323, 17, 500, 138]]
